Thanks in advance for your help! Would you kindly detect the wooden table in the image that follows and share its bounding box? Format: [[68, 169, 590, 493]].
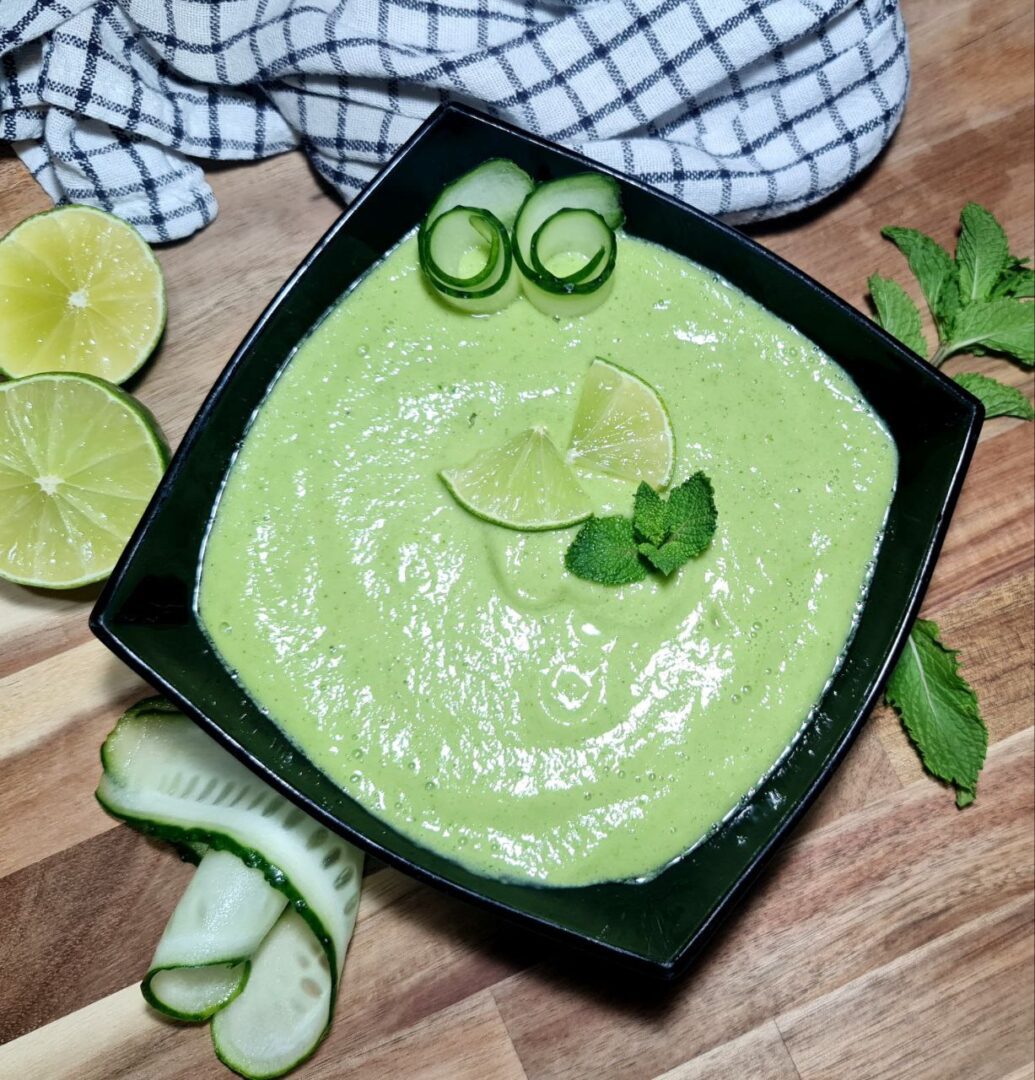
[[1, 1, 1032, 1076]]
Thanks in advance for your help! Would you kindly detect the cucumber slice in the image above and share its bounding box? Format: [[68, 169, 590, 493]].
[[419, 207, 518, 313], [143, 849, 287, 1021], [422, 158, 533, 233], [522, 270, 615, 317], [211, 909, 337, 1080], [423, 207, 505, 291], [513, 173, 624, 286], [443, 261, 521, 315], [530, 209, 610, 286], [418, 159, 531, 315], [528, 209, 616, 299], [96, 709, 364, 996], [150, 963, 245, 1022]]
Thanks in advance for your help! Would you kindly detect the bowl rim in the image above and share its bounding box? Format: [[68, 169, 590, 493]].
[[92, 101, 983, 979]]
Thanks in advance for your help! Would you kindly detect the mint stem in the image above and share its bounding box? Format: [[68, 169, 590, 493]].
[[931, 344, 952, 368]]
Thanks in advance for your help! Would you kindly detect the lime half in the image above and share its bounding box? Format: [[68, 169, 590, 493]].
[[0, 205, 166, 382], [441, 426, 592, 530], [0, 373, 169, 588], [567, 358, 674, 488]]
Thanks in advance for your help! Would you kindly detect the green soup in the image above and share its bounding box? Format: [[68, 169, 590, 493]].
[[198, 234, 896, 887]]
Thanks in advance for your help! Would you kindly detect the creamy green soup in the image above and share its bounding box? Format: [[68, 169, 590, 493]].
[[198, 233, 896, 887]]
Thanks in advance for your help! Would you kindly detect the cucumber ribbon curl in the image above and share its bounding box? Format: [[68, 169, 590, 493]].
[[418, 160, 625, 317]]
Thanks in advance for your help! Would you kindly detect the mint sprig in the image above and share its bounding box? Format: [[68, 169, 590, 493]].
[[565, 473, 717, 585], [635, 473, 717, 575], [874, 202, 1033, 420], [886, 620, 988, 808], [869, 203, 1027, 807]]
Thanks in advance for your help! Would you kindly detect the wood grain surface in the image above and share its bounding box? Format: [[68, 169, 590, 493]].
[[1, 0, 1032, 1076]]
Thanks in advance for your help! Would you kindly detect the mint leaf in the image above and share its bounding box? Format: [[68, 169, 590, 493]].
[[637, 472, 717, 576], [666, 472, 718, 556], [946, 298, 1034, 365], [886, 619, 988, 807], [991, 259, 1035, 299], [882, 226, 960, 329], [956, 203, 1010, 302], [564, 515, 646, 585], [868, 274, 928, 358], [632, 482, 669, 546], [638, 540, 692, 576], [954, 372, 1034, 419]]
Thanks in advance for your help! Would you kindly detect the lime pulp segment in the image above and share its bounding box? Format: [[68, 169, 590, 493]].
[[440, 426, 593, 530], [0, 205, 166, 383], [566, 358, 675, 488], [0, 372, 168, 588]]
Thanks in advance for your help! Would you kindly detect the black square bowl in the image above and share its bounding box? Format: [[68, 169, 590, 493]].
[[91, 104, 981, 978]]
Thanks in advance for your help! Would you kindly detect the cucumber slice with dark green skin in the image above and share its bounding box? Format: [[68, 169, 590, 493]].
[[422, 207, 505, 292], [211, 908, 337, 1079], [96, 709, 363, 1006], [97, 706, 364, 1076], [513, 172, 623, 289], [150, 962, 245, 1023], [421, 157, 533, 233], [143, 849, 287, 1022], [530, 209, 609, 287], [419, 206, 519, 313], [520, 209, 617, 317], [418, 159, 531, 314]]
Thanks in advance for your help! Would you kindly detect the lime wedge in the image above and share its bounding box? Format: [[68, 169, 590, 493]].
[[0, 373, 169, 589], [0, 205, 166, 383], [567, 358, 674, 488], [441, 426, 592, 530]]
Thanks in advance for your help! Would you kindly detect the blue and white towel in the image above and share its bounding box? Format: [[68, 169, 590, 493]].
[[1, 0, 909, 242]]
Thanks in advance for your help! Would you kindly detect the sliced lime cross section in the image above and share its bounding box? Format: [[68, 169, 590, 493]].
[[0, 205, 166, 382], [0, 372, 168, 588], [440, 426, 592, 531], [567, 357, 674, 488]]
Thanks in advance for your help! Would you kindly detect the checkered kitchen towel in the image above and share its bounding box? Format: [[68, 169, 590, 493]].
[[1, 0, 909, 242]]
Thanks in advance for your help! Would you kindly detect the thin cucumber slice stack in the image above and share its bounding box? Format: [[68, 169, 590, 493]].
[[96, 701, 364, 1078], [418, 159, 532, 313], [513, 173, 624, 317], [143, 849, 287, 1021]]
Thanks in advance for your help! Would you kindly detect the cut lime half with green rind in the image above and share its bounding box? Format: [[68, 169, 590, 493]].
[[441, 426, 593, 531], [0, 372, 169, 589], [0, 204, 166, 383], [567, 357, 675, 489]]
